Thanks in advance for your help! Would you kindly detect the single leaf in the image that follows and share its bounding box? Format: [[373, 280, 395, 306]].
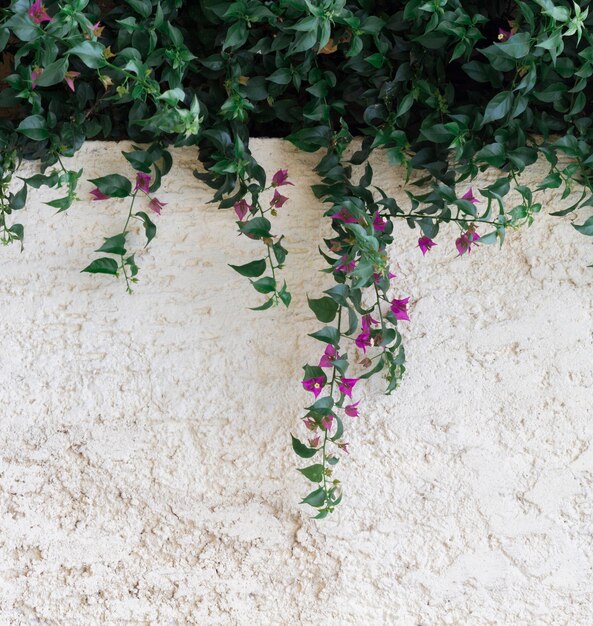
[[88, 174, 132, 198], [573, 216, 593, 236], [301, 487, 326, 507], [135, 211, 156, 246], [17, 115, 49, 141], [81, 257, 119, 275], [96, 233, 127, 256], [309, 326, 340, 345], [229, 258, 266, 277], [297, 464, 324, 483], [308, 296, 339, 323], [482, 91, 513, 125], [291, 435, 318, 459], [252, 277, 276, 293]]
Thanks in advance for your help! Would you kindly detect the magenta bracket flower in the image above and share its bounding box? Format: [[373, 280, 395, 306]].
[[270, 189, 288, 209], [338, 377, 359, 398], [390, 297, 410, 321], [456, 228, 480, 256], [271, 169, 294, 187], [372, 212, 387, 232], [90, 187, 109, 201], [302, 377, 325, 398], [344, 400, 361, 418], [28, 0, 52, 23], [64, 71, 80, 92], [418, 235, 437, 256], [330, 208, 358, 224], [461, 187, 479, 204], [234, 198, 251, 220], [148, 197, 166, 215], [134, 172, 151, 193]]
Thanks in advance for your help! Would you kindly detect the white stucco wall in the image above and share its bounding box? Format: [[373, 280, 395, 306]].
[[0, 140, 592, 625]]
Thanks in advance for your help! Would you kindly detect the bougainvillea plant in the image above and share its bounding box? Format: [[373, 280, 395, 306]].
[[2, 0, 593, 517]]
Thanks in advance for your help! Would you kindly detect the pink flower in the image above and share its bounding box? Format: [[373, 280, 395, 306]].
[[134, 172, 151, 193], [90, 187, 109, 201], [304, 417, 317, 431], [455, 229, 480, 256], [390, 297, 410, 321], [345, 400, 361, 418], [28, 0, 52, 23], [337, 442, 349, 454], [361, 314, 379, 332], [497, 28, 512, 42], [338, 377, 359, 398], [373, 269, 396, 283], [337, 255, 356, 273], [64, 71, 80, 92], [302, 376, 325, 398], [418, 236, 437, 256], [462, 188, 479, 204], [149, 197, 167, 215], [234, 198, 251, 220], [309, 435, 320, 448], [355, 331, 372, 353], [271, 169, 293, 187], [372, 212, 387, 232], [270, 189, 288, 208], [31, 67, 42, 89], [321, 414, 334, 431], [330, 208, 358, 224], [319, 344, 338, 369], [92, 22, 104, 37]]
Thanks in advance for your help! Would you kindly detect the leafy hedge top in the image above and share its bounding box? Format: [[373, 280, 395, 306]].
[[1, 0, 593, 516]]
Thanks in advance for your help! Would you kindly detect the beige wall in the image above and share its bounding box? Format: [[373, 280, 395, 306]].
[[0, 140, 592, 625]]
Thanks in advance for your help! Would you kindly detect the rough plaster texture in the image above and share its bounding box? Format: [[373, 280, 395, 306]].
[[0, 140, 592, 625]]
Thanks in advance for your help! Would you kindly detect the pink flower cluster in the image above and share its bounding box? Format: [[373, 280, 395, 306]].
[[233, 169, 291, 221], [91, 172, 167, 215]]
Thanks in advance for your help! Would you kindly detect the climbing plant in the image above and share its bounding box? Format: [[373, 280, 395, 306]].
[[1, 0, 593, 516]]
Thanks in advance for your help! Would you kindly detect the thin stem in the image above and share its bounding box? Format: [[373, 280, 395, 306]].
[[321, 305, 342, 503], [119, 191, 137, 294]]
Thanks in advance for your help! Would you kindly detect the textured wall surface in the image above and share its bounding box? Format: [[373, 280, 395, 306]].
[[1, 140, 592, 625]]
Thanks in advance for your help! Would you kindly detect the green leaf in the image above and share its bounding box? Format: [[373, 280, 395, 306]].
[[301, 487, 326, 507], [250, 297, 275, 311], [494, 32, 531, 58], [126, 0, 152, 18], [267, 68, 292, 85], [81, 257, 119, 275], [17, 115, 49, 141], [135, 211, 156, 246], [68, 41, 106, 69], [21, 172, 59, 188], [252, 277, 276, 293], [9, 184, 27, 210], [123, 150, 152, 173], [306, 395, 332, 415], [223, 21, 248, 50], [308, 296, 339, 323], [229, 258, 266, 277], [238, 217, 271, 239], [291, 435, 318, 459], [482, 91, 513, 125], [96, 233, 127, 256], [88, 174, 132, 198], [35, 58, 68, 87], [309, 326, 340, 345], [272, 237, 288, 265], [297, 464, 324, 483], [45, 196, 73, 212], [573, 216, 593, 236], [278, 281, 291, 307]]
